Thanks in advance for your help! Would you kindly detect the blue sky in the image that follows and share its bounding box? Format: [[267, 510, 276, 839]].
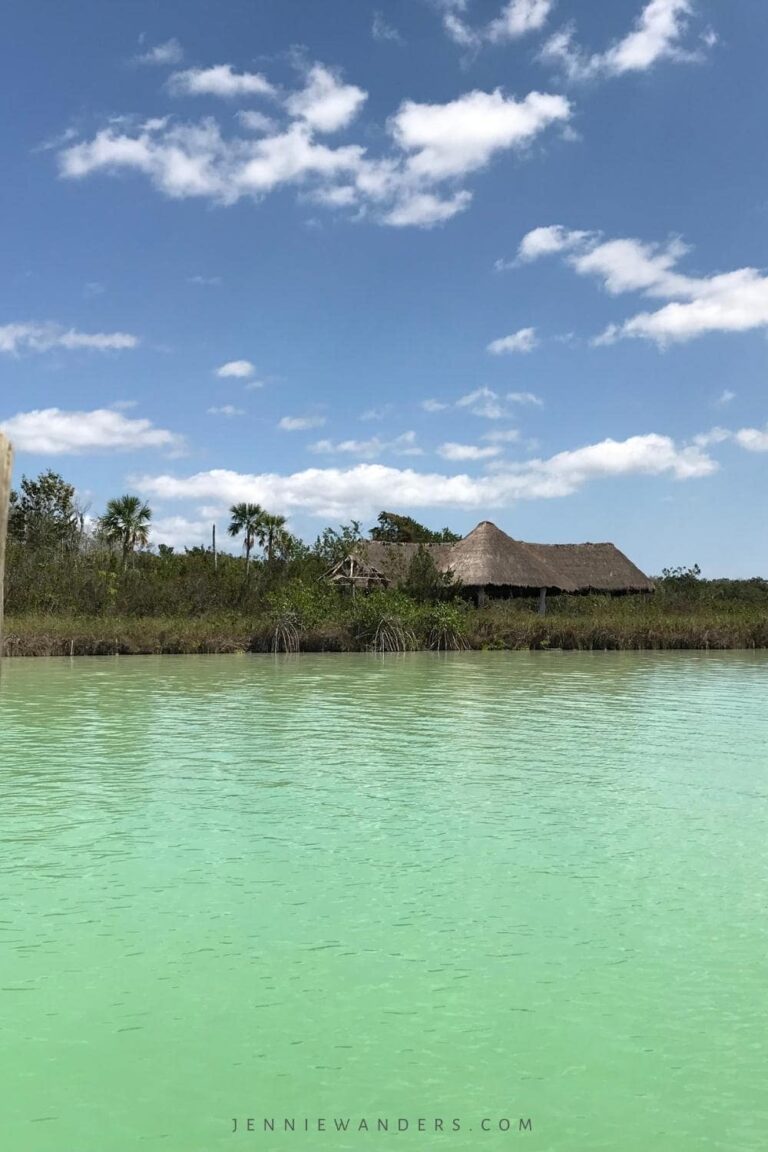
[[2, 0, 767, 575]]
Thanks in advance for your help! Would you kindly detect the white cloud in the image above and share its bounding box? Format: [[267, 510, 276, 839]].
[[692, 426, 732, 448], [133, 431, 716, 519], [188, 274, 222, 286], [236, 110, 278, 134], [440, 0, 553, 48], [207, 405, 245, 417], [384, 190, 472, 228], [428, 387, 543, 420], [168, 64, 275, 99], [438, 442, 502, 460], [540, 0, 703, 82], [0, 322, 138, 355], [0, 408, 182, 455], [715, 389, 735, 406], [215, 359, 254, 378], [488, 326, 538, 354], [285, 64, 367, 133], [483, 428, 521, 443], [518, 224, 591, 262], [391, 88, 570, 181], [360, 405, 392, 421], [519, 225, 768, 346], [150, 515, 212, 550], [278, 415, 326, 431], [734, 427, 768, 452], [310, 431, 422, 459], [606, 0, 696, 73], [135, 39, 184, 67], [487, 1, 555, 44], [60, 118, 367, 204], [58, 67, 569, 229], [507, 391, 543, 405], [372, 12, 404, 44], [694, 424, 768, 453], [456, 387, 506, 419]]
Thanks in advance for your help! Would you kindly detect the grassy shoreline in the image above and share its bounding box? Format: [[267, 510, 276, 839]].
[[4, 605, 768, 656]]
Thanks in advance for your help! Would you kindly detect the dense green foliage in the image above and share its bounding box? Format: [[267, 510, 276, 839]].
[[4, 469, 768, 652], [9, 470, 82, 551], [369, 510, 461, 543]]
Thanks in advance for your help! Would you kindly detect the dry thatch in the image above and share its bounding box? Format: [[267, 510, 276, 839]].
[[526, 542, 654, 593], [330, 520, 652, 595], [443, 521, 569, 590], [362, 541, 453, 586]]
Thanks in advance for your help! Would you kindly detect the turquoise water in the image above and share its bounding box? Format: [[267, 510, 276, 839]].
[[1, 653, 766, 1151]]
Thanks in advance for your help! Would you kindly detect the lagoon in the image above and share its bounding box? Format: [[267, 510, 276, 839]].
[[1, 653, 767, 1151]]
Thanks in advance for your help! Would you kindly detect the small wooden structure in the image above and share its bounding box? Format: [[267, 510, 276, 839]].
[[0, 433, 13, 651], [324, 552, 388, 594]]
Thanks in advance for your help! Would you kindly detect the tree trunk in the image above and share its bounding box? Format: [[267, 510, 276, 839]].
[[0, 433, 13, 653]]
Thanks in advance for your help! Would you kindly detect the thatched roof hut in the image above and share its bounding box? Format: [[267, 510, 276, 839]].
[[329, 520, 653, 601]]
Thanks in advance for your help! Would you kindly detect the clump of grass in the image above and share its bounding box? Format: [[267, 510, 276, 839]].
[[1, 615, 252, 656], [4, 595, 768, 656]]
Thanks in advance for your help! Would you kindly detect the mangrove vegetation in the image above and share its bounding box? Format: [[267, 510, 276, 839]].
[[4, 470, 768, 654]]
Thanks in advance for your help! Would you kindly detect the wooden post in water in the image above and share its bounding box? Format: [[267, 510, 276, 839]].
[[0, 433, 13, 654]]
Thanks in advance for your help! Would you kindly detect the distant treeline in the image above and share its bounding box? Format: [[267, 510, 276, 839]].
[[4, 469, 768, 653]]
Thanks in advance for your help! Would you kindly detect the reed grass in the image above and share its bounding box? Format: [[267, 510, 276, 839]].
[[5, 596, 768, 657]]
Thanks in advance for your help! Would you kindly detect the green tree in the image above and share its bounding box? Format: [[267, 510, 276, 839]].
[[259, 512, 289, 565], [312, 520, 363, 566], [8, 470, 80, 551], [227, 502, 264, 571], [370, 511, 460, 544], [404, 544, 460, 602], [99, 495, 152, 568]]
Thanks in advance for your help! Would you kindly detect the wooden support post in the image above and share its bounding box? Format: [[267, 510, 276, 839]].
[[212, 523, 217, 571], [0, 433, 13, 654], [538, 587, 547, 616], [477, 587, 488, 608]]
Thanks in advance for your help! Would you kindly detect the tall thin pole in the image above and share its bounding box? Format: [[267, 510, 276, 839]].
[[212, 523, 217, 571], [0, 433, 14, 655]]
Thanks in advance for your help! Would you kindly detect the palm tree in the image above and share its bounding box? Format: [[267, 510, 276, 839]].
[[99, 495, 152, 568], [259, 512, 288, 565], [227, 503, 264, 571]]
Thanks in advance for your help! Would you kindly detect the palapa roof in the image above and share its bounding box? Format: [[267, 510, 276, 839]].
[[443, 521, 571, 590], [338, 521, 653, 594], [526, 541, 654, 593]]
